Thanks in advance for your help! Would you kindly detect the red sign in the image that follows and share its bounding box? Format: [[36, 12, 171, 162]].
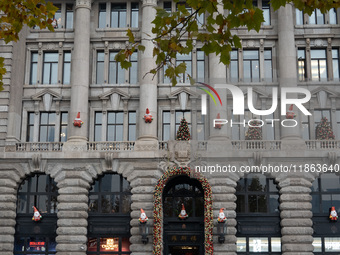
[[29, 242, 45, 247]]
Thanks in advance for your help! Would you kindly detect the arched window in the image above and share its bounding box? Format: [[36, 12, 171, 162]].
[[236, 174, 281, 254], [87, 174, 132, 255], [312, 173, 340, 254], [162, 175, 205, 255], [14, 174, 58, 255]]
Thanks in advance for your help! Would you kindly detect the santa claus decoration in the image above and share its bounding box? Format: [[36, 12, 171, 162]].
[[139, 208, 148, 223], [32, 206, 42, 222], [329, 206, 338, 221], [178, 203, 188, 220], [217, 208, 226, 223], [73, 112, 84, 127], [143, 108, 153, 123], [214, 113, 222, 129], [286, 104, 296, 119]]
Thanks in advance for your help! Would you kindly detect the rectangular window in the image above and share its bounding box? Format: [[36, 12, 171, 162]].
[[329, 8, 337, 25], [162, 111, 171, 141], [164, 1, 172, 12], [60, 112, 68, 142], [65, 4, 74, 29], [109, 52, 125, 84], [197, 111, 205, 140], [314, 109, 331, 126], [230, 50, 238, 83], [176, 53, 192, 83], [337, 110, 340, 139], [298, 49, 306, 81], [264, 49, 272, 82], [27, 113, 35, 142], [128, 112, 136, 141], [98, 3, 107, 28], [262, 1, 270, 26], [197, 50, 205, 82], [96, 52, 105, 84], [296, 9, 303, 25], [94, 112, 102, 141], [243, 50, 259, 82], [131, 3, 139, 28], [43, 52, 58, 84], [39, 113, 56, 142], [301, 113, 310, 140], [324, 237, 340, 252], [265, 113, 275, 140], [332, 49, 339, 81], [175, 111, 191, 137], [107, 112, 124, 141], [310, 9, 324, 24], [249, 237, 269, 252], [63, 52, 71, 85], [54, 4, 62, 29], [129, 52, 138, 84], [311, 49, 327, 81], [30, 52, 38, 85], [111, 3, 127, 28]]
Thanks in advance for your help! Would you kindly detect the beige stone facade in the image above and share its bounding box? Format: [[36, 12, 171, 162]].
[[0, 1, 340, 255]]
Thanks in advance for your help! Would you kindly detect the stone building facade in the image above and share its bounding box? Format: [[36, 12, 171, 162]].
[[0, 1, 340, 255]]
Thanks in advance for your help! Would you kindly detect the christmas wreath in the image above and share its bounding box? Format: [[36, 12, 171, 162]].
[[153, 166, 213, 255]]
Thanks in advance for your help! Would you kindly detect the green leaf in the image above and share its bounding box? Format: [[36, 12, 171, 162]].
[[137, 45, 146, 52], [121, 60, 132, 69], [127, 29, 135, 43]]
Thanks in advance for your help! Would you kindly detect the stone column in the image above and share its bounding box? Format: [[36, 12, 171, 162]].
[[210, 173, 238, 255], [278, 4, 303, 142], [278, 175, 314, 255], [66, 0, 91, 144], [5, 28, 28, 147], [135, 0, 158, 150], [0, 167, 22, 255], [55, 171, 90, 255], [129, 165, 162, 255]]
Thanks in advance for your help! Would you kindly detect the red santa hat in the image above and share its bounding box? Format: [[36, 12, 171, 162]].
[[146, 108, 150, 115], [139, 208, 148, 223], [219, 208, 225, 213], [75, 112, 81, 120], [33, 206, 39, 213]]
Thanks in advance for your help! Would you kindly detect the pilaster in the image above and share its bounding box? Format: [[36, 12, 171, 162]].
[[209, 173, 238, 255], [55, 170, 92, 255], [278, 174, 314, 255], [67, 0, 91, 143], [136, 0, 158, 147], [129, 165, 163, 255]]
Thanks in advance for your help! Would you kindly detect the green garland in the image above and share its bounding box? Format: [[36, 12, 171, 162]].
[[153, 166, 213, 255]]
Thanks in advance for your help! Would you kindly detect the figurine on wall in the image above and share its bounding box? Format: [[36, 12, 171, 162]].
[[329, 206, 338, 221], [286, 104, 296, 119], [217, 208, 226, 223], [73, 112, 84, 127], [32, 206, 42, 221], [139, 208, 148, 223], [178, 203, 188, 220], [143, 108, 153, 123]]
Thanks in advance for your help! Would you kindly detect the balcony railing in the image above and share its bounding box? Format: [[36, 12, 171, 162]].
[[12, 140, 340, 152], [305, 140, 340, 150], [87, 142, 135, 151], [231, 141, 282, 150], [16, 142, 64, 152]]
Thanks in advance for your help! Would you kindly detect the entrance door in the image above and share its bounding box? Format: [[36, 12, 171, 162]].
[[163, 176, 205, 255]]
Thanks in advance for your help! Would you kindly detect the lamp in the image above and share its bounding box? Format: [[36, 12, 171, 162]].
[[217, 208, 227, 243], [139, 222, 149, 244]]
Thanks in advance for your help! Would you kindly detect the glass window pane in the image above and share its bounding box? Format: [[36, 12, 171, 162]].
[[243, 61, 251, 82], [251, 60, 259, 82], [98, 3, 106, 28], [271, 237, 281, 252], [116, 112, 123, 124], [131, 3, 139, 28], [310, 10, 316, 24], [269, 194, 279, 213], [262, 2, 270, 26], [236, 195, 245, 212], [296, 9, 303, 25], [316, 9, 324, 24], [249, 238, 269, 252], [66, 4, 74, 29], [321, 174, 340, 192], [325, 237, 340, 252], [329, 8, 337, 25], [237, 237, 247, 252], [313, 237, 322, 252], [116, 125, 123, 141], [130, 61, 138, 84], [248, 174, 266, 192]]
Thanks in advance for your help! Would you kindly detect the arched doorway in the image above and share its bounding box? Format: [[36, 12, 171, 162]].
[[153, 166, 213, 255], [163, 175, 204, 255]]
